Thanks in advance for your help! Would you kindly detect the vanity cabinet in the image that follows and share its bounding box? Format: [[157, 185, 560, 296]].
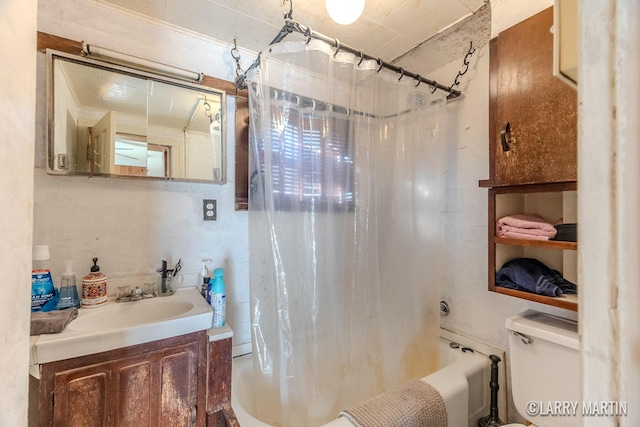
[[35, 331, 207, 427], [482, 6, 578, 311]]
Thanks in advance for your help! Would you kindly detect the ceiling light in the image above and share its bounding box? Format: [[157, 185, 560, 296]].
[[326, 0, 365, 25]]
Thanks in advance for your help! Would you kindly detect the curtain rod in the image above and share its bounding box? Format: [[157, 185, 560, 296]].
[[233, 19, 463, 100]]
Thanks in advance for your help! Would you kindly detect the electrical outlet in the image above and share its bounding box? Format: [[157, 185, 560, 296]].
[[203, 199, 217, 221]]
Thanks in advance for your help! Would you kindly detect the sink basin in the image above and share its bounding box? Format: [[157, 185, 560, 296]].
[[31, 286, 213, 366], [68, 300, 195, 332]]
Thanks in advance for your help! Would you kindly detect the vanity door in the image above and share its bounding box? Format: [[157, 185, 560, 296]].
[[39, 331, 206, 427]]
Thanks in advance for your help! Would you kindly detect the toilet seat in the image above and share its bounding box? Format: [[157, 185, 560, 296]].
[[503, 424, 527, 427]]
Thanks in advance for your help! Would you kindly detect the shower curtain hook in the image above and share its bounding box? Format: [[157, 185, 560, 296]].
[[431, 81, 438, 93], [398, 68, 405, 81], [333, 39, 341, 57], [414, 75, 422, 87], [295, 95, 300, 106], [376, 59, 384, 73], [357, 51, 365, 67], [311, 99, 316, 110], [305, 27, 313, 44]]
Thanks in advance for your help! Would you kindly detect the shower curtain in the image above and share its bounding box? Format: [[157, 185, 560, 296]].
[[248, 39, 447, 427]]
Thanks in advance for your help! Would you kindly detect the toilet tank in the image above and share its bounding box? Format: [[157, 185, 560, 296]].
[[505, 310, 581, 427]]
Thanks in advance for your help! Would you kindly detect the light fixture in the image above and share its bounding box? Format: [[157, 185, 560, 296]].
[[326, 0, 365, 25], [81, 43, 203, 83]]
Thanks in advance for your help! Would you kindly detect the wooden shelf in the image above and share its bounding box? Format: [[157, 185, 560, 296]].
[[495, 287, 578, 311], [494, 236, 577, 250]]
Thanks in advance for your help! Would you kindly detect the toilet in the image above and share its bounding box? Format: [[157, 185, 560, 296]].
[[503, 309, 581, 427]]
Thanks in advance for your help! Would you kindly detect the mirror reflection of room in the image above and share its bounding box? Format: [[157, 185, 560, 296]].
[[50, 53, 224, 183]]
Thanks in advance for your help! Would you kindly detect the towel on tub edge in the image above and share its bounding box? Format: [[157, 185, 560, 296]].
[[338, 379, 447, 427]]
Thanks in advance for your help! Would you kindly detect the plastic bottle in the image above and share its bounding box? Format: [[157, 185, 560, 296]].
[[209, 268, 226, 328], [198, 259, 212, 298], [81, 258, 108, 308], [57, 260, 81, 309], [31, 245, 58, 312]]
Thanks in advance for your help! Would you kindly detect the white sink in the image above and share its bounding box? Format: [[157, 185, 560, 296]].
[[31, 286, 213, 366]]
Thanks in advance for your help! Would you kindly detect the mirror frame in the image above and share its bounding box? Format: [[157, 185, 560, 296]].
[[46, 48, 227, 183]]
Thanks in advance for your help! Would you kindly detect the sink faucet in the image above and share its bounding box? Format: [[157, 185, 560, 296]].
[[116, 285, 156, 303]]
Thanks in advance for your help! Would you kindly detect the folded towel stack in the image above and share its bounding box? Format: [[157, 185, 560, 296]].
[[30, 308, 78, 336], [496, 258, 577, 297], [339, 379, 447, 427], [496, 214, 558, 241]]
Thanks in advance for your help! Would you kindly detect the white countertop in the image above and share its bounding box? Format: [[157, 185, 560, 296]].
[[30, 286, 213, 369]]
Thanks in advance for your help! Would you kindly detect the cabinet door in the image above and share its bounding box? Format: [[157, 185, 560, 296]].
[[41, 332, 206, 427], [490, 7, 577, 185]]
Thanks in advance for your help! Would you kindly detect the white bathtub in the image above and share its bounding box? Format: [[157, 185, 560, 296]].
[[231, 329, 506, 427]]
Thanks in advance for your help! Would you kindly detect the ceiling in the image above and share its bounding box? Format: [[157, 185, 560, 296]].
[[98, 0, 487, 64]]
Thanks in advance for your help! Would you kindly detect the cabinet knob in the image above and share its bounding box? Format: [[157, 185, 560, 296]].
[[500, 121, 512, 152]]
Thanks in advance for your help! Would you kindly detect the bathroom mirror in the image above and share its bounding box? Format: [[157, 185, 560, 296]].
[[46, 50, 226, 183]]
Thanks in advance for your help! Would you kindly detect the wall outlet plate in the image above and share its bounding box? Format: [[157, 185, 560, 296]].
[[203, 199, 217, 221]]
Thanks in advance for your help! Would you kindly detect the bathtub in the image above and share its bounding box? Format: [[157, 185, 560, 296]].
[[231, 329, 506, 427]]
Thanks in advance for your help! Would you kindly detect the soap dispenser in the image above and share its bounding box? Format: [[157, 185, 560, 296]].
[[198, 259, 212, 298], [57, 260, 81, 309], [82, 257, 108, 308]]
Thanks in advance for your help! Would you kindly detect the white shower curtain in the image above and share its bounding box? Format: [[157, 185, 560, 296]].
[[248, 39, 447, 427]]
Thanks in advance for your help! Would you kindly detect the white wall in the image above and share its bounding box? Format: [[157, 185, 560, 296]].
[[428, 0, 579, 422], [0, 0, 37, 424], [35, 0, 253, 352]]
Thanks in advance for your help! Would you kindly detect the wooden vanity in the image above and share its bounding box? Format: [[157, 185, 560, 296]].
[[28, 287, 237, 426], [30, 328, 237, 427]]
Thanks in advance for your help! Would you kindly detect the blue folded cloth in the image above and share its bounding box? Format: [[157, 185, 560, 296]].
[[496, 258, 577, 297]]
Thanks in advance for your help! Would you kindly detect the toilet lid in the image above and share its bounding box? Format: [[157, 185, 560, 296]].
[[503, 424, 527, 427]]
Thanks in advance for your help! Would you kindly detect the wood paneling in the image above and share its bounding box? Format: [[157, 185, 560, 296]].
[[206, 338, 232, 413]]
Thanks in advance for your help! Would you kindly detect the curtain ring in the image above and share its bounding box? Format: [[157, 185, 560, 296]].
[[357, 50, 364, 67], [333, 39, 341, 57], [295, 95, 300, 106], [414, 75, 422, 87], [431, 82, 438, 93], [311, 99, 316, 110], [398, 68, 404, 81], [305, 27, 313, 44], [376, 59, 384, 73]]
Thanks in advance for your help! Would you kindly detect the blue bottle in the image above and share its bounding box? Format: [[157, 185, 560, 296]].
[[209, 268, 226, 328], [31, 245, 58, 312]]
